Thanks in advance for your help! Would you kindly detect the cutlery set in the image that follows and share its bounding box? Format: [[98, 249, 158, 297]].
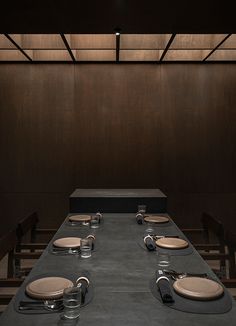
[[52, 247, 81, 255], [163, 269, 208, 281], [18, 299, 64, 312]]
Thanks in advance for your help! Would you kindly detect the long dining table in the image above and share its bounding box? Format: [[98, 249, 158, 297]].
[[0, 213, 236, 326]]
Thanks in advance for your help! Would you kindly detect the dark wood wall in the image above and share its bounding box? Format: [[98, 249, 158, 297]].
[[0, 64, 236, 232]]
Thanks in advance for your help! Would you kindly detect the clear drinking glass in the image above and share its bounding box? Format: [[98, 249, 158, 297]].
[[90, 215, 100, 229], [157, 252, 171, 268], [138, 205, 146, 214], [62, 285, 81, 320], [80, 238, 92, 258], [144, 221, 155, 235]]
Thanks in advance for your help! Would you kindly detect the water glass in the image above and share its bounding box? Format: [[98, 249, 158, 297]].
[[138, 205, 146, 214], [62, 286, 81, 320], [80, 238, 92, 258], [90, 215, 100, 229], [145, 222, 154, 235], [157, 252, 171, 267]]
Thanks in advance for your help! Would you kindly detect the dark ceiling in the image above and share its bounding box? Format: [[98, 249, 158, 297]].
[[1, 0, 236, 34]]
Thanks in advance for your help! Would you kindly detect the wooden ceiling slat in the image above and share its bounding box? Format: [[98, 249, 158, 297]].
[[207, 50, 236, 61], [0, 50, 29, 61], [120, 34, 171, 49], [26, 50, 72, 61], [10, 34, 66, 49], [170, 34, 228, 49], [66, 34, 116, 49], [76, 50, 116, 61], [164, 49, 210, 61], [120, 50, 162, 61]]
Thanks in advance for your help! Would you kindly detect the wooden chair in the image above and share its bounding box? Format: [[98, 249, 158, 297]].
[[182, 212, 230, 278], [0, 229, 23, 309], [15, 212, 57, 277]]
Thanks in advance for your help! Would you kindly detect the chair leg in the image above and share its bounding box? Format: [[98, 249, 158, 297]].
[[30, 227, 37, 252], [228, 247, 236, 278], [219, 244, 227, 278], [7, 250, 14, 278]]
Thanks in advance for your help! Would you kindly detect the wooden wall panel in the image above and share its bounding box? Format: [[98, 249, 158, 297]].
[[0, 64, 236, 231], [74, 65, 162, 188]]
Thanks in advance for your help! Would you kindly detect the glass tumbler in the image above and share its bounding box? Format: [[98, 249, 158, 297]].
[[80, 238, 92, 258], [90, 215, 100, 229], [62, 285, 81, 320], [157, 251, 171, 268]]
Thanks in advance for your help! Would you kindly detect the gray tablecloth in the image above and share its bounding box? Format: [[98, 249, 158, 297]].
[[0, 213, 236, 326]]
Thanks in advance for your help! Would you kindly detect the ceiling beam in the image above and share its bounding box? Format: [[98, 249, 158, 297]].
[[159, 34, 176, 61], [60, 34, 76, 62], [203, 34, 232, 61], [4, 34, 32, 61]]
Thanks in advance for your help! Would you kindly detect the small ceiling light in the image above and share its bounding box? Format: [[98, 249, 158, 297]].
[[114, 27, 121, 36]]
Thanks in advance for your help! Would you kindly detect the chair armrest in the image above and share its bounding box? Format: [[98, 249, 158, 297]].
[[0, 294, 15, 305], [14, 252, 42, 259], [221, 279, 236, 287], [18, 243, 47, 250], [200, 252, 230, 260], [0, 278, 23, 287], [194, 244, 221, 250], [181, 228, 204, 233], [35, 228, 57, 235]]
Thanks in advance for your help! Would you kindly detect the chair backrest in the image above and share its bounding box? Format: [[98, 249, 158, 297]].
[[16, 212, 39, 239], [201, 212, 225, 245], [0, 229, 16, 261]]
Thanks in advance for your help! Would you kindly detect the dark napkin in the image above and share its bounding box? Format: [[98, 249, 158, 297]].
[[136, 213, 144, 224], [156, 271, 174, 303], [144, 235, 156, 251], [76, 277, 89, 304], [86, 234, 95, 250], [96, 212, 102, 224]]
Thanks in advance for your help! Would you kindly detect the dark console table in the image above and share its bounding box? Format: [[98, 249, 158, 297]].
[[69, 188, 167, 213]]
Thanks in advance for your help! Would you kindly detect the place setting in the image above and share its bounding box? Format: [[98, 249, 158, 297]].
[[49, 235, 96, 258], [138, 233, 193, 256], [149, 269, 232, 314], [66, 212, 103, 228], [14, 271, 94, 317], [136, 212, 173, 228]]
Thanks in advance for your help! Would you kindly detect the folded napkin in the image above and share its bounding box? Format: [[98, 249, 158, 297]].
[[76, 277, 89, 304], [136, 213, 144, 224], [144, 235, 156, 251], [156, 272, 174, 303], [86, 235, 95, 250], [96, 212, 102, 223]]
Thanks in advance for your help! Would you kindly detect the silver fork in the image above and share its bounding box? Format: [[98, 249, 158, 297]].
[[163, 269, 208, 280], [19, 299, 64, 311], [52, 248, 80, 255]]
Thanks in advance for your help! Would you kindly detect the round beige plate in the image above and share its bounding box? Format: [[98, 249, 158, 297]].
[[69, 214, 91, 222], [26, 277, 73, 299], [144, 215, 169, 223], [173, 277, 224, 300], [156, 237, 189, 249], [53, 237, 81, 248]]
